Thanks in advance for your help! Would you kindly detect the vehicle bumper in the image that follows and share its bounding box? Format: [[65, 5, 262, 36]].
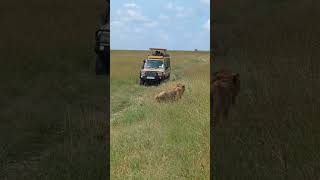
[[140, 75, 162, 82]]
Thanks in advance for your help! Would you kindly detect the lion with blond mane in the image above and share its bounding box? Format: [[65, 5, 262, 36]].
[[155, 83, 186, 103]]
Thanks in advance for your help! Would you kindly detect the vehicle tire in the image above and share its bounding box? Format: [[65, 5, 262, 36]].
[[140, 79, 144, 85], [167, 74, 170, 80]]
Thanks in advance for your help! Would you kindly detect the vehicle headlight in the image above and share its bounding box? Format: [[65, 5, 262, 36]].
[[157, 72, 163, 76], [141, 71, 145, 76]]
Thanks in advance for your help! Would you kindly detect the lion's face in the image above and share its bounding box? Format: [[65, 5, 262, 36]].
[[175, 83, 185, 94]]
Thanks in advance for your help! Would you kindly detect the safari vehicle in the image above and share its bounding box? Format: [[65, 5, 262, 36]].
[[140, 48, 171, 85]]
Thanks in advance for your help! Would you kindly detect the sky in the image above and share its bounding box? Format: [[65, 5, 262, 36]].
[[110, 0, 210, 51]]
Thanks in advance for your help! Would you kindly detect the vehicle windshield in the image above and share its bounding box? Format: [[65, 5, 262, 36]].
[[144, 60, 164, 69]]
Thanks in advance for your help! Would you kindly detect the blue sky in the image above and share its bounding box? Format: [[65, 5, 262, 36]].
[[110, 0, 210, 51]]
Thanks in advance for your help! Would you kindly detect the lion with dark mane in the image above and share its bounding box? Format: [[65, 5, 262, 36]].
[[211, 69, 240, 125]]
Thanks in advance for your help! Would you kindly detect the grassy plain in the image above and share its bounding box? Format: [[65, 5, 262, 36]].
[[111, 50, 210, 179], [213, 1, 320, 179], [0, 0, 107, 179]]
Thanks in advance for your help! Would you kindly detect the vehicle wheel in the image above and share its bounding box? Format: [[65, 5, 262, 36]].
[[167, 74, 170, 80], [140, 79, 144, 85]]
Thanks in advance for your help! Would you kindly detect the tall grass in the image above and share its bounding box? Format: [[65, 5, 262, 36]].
[[111, 50, 210, 179], [213, 1, 320, 179], [0, 0, 108, 179]]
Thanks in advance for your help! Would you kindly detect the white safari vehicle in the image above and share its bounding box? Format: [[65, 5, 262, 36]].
[[140, 48, 171, 85]]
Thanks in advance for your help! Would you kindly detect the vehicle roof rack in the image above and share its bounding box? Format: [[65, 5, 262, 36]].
[[149, 48, 167, 51]]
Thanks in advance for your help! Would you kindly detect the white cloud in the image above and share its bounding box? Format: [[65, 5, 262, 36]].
[[111, 2, 160, 36], [203, 19, 210, 31], [124, 2, 139, 8], [200, 0, 210, 5], [111, 21, 124, 28], [111, 1, 210, 50], [163, 2, 193, 18], [165, 2, 185, 12], [115, 2, 148, 23], [122, 9, 148, 22]]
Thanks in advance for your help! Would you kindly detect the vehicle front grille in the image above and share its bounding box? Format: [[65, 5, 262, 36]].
[[145, 71, 158, 76]]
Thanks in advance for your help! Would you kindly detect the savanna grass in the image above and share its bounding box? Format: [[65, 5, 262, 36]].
[[111, 50, 210, 179], [213, 1, 320, 179]]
